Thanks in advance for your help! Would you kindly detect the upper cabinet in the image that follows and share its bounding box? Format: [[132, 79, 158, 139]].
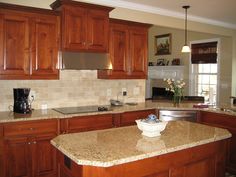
[[98, 19, 151, 79], [51, 0, 113, 52], [0, 4, 60, 80]]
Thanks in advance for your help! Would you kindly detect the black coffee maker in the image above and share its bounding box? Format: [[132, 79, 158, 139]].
[[13, 88, 32, 114]]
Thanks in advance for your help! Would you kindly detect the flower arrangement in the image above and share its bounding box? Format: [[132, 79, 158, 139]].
[[163, 78, 186, 106]]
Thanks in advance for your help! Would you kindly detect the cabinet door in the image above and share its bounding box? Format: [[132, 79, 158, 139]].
[[129, 28, 148, 79], [0, 12, 30, 79], [97, 23, 129, 79], [120, 109, 156, 127], [32, 134, 57, 177], [87, 9, 109, 52], [66, 114, 113, 133], [4, 137, 31, 177], [199, 111, 236, 173], [30, 15, 59, 79], [62, 6, 87, 51]]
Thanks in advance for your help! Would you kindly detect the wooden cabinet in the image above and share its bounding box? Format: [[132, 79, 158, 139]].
[[98, 19, 151, 79], [198, 111, 236, 174], [114, 109, 157, 127], [56, 140, 227, 177], [0, 4, 60, 80], [60, 114, 114, 134], [3, 119, 58, 177], [51, 0, 113, 52]]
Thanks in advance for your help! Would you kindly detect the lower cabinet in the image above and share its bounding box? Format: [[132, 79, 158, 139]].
[[60, 114, 114, 133], [198, 111, 236, 174], [118, 109, 156, 127], [3, 119, 58, 177]]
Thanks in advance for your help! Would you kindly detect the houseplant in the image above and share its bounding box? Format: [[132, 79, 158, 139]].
[[163, 78, 185, 106]]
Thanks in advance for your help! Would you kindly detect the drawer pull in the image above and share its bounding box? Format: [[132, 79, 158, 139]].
[[29, 128, 35, 130]]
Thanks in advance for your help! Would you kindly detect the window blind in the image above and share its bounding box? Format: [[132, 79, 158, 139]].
[[191, 41, 218, 64]]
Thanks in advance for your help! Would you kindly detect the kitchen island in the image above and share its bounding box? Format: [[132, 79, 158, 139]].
[[51, 121, 231, 177]]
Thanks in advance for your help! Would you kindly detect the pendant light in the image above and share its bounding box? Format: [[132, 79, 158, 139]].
[[181, 5, 191, 53]]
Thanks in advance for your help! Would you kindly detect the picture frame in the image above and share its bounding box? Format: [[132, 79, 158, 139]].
[[155, 33, 171, 55]]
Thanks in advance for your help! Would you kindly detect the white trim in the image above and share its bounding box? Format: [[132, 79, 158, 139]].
[[189, 38, 221, 104], [78, 0, 236, 29]]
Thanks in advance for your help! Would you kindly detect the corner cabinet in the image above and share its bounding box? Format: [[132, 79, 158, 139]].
[[51, 0, 113, 52], [0, 6, 60, 80], [98, 19, 151, 79]]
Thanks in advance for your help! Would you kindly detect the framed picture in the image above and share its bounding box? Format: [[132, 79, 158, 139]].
[[155, 33, 171, 55]]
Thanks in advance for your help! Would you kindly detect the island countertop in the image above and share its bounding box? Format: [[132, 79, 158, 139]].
[[51, 121, 231, 167]]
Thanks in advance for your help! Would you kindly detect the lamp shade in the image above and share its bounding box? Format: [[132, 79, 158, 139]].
[[181, 45, 191, 53]]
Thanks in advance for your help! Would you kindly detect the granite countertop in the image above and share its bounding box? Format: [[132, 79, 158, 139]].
[[51, 121, 231, 167], [0, 100, 236, 123]]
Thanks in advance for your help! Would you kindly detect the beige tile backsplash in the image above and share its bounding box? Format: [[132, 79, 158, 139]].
[[0, 70, 145, 111]]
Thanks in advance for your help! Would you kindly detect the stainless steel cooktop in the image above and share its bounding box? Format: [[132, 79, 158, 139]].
[[53, 105, 111, 114]]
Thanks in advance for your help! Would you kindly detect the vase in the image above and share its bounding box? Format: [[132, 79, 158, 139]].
[[173, 95, 181, 107]]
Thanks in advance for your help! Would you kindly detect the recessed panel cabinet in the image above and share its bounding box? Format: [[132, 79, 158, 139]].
[[0, 7, 60, 80], [3, 119, 58, 177], [98, 19, 151, 79], [51, 0, 113, 52]]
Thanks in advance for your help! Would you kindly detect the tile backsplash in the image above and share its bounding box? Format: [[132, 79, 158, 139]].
[[0, 70, 146, 112]]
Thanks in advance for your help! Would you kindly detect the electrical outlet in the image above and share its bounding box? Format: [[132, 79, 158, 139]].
[[29, 90, 36, 100], [122, 88, 127, 96], [133, 87, 140, 95], [107, 89, 112, 96]]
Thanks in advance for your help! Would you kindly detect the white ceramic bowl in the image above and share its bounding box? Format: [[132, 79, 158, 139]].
[[135, 119, 168, 137]]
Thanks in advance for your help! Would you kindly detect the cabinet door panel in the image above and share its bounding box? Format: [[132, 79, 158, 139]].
[[87, 9, 109, 52], [109, 24, 129, 76], [0, 13, 30, 78], [63, 6, 87, 51], [31, 15, 59, 79], [129, 28, 147, 79], [66, 114, 113, 133], [121, 110, 156, 126], [33, 134, 57, 177], [5, 137, 31, 177]]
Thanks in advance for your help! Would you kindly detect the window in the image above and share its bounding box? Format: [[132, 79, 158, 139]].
[[192, 64, 217, 104], [189, 39, 219, 104]]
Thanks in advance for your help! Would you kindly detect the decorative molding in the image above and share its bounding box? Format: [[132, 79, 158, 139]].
[[78, 0, 236, 29]]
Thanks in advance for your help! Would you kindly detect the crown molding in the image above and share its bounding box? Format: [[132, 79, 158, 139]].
[[78, 0, 236, 29]]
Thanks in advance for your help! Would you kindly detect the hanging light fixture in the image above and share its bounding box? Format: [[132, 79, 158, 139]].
[[181, 5, 191, 53]]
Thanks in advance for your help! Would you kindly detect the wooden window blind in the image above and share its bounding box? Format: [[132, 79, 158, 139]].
[[191, 41, 218, 64]]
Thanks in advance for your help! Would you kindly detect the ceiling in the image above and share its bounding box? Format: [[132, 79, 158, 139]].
[[122, 0, 236, 28], [84, 0, 236, 29]]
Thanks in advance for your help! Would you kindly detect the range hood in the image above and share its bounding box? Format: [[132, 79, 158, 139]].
[[61, 52, 112, 70]]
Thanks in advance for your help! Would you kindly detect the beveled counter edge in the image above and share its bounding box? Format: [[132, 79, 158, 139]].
[[50, 130, 231, 167]]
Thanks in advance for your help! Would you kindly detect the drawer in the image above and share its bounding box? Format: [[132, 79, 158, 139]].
[[121, 109, 156, 126], [4, 119, 58, 137], [66, 114, 113, 133]]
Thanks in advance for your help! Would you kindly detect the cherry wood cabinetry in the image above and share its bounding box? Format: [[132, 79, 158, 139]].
[[3, 119, 59, 177], [98, 19, 151, 79], [60, 114, 114, 134], [198, 111, 236, 174], [51, 0, 113, 52], [56, 140, 227, 177], [113, 109, 157, 127], [0, 4, 60, 80]]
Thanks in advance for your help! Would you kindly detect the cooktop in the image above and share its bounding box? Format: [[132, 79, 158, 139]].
[[53, 105, 111, 114]]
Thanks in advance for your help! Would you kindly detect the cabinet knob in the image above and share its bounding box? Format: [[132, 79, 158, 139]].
[[83, 42, 86, 45], [33, 141, 36, 144], [28, 142, 31, 145], [29, 128, 35, 130]]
